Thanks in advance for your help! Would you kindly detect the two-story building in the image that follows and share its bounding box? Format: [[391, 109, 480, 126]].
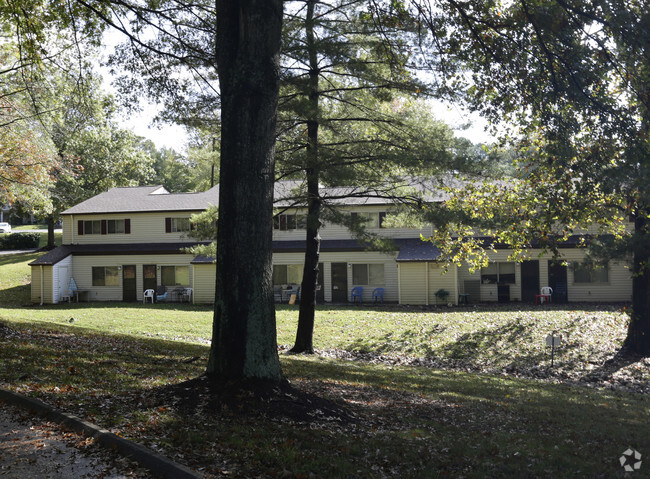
[[30, 181, 633, 305]]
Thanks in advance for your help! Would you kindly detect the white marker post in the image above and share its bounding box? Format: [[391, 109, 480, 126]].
[[545, 333, 562, 367]]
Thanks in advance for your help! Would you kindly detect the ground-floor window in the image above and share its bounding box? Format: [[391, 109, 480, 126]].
[[92, 266, 119, 286], [161, 265, 190, 286], [273, 264, 303, 285], [573, 262, 609, 283], [352, 263, 384, 285], [481, 262, 515, 284]]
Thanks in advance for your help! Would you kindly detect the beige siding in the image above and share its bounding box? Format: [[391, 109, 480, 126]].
[[31, 265, 54, 304], [30, 265, 54, 304], [193, 264, 216, 304], [71, 254, 194, 302], [398, 263, 427, 305], [273, 251, 399, 303], [273, 206, 434, 242], [428, 263, 458, 305], [65, 212, 202, 245]]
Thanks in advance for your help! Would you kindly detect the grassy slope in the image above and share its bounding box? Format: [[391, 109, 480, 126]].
[[0, 252, 648, 478]]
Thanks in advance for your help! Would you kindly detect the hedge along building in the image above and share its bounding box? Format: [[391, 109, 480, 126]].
[[30, 181, 632, 305]]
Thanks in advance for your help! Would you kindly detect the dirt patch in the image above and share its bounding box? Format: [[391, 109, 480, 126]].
[[152, 375, 357, 425]]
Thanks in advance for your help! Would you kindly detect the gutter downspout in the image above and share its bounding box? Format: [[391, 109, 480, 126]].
[[425, 262, 430, 305], [40, 265, 44, 306]]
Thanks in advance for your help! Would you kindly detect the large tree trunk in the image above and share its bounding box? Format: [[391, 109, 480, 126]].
[[46, 214, 55, 249], [206, 0, 284, 381], [292, 0, 321, 354], [625, 213, 650, 355]]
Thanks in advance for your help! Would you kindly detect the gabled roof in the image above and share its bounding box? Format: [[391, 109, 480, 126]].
[[62, 186, 220, 215], [62, 177, 457, 216]]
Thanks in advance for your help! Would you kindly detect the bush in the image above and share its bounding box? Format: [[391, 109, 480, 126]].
[[0, 233, 40, 250]]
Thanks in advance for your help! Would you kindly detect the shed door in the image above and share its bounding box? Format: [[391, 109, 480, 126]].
[[122, 265, 137, 302]]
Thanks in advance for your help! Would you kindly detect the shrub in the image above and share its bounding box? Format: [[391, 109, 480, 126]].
[[0, 233, 40, 250]]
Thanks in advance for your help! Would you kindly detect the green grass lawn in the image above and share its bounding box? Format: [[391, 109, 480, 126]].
[[0, 252, 648, 478]]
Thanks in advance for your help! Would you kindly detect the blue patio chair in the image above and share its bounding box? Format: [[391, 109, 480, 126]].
[[372, 287, 384, 303], [351, 286, 363, 303], [156, 285, 168, 302]]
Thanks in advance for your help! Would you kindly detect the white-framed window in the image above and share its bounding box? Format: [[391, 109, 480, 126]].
[[352, 263, 385, 285], [161, 266, 190, 286], [573, 262, 609, 283], [273, 264, 303, 285], [92, 266, 119, 286], [274, 213, 306, 231], [481, 262, 515, 284]]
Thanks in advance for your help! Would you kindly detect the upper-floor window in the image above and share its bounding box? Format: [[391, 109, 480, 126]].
[[351, 212, 386, 228], [573, 262, 609, 283], [274, 213, 306, 231], [165, 217, 192, 233], [78, 219, 130, 235], [481, 262, 515, 284]]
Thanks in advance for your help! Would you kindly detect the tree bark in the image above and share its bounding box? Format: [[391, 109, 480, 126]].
[[46, 214, 55, 250], [206, 0, 284, 381], [625, 212, 650, 355], [292, 0, 321, 354]]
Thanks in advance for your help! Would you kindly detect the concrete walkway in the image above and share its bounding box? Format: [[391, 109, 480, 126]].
[[0, 403, 145, 478]]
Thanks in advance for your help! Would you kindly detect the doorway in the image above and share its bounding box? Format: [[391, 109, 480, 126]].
[[122, 265, 137, 302], [521, 260, 540, 302], [548, 261, 568, 302], [331, 262, 348, 302], [143, 264, 157, 294]]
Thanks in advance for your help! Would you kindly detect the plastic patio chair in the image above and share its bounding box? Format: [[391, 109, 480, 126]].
[[372, 287, 385, 303], [351, 286, 363, 303], [143, 289, 155, 304], [156, 285, 168, 302]]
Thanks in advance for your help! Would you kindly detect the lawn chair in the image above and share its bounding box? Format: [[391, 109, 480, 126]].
[[143, 289, 155, 304], [64, 277, 79, 303], [351, 286, 363, 303], [372, 287, 384, 303], [156, 285, 168, 302]]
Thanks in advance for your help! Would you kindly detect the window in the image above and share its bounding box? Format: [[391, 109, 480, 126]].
[[165, 217, 191, 233], [481, 262, 516, 284], [92, 266, 119, 286], [352, 264, 384, 285], [161, 266, 190, 286], [78, 219, 130, 235], [83, 220, 101, 235], [274, 214, 306, 231], [107, 219, 125, 234], [351, 212, 387, 228], [574, 262, 609, 283], [273, 264, 303, 285]]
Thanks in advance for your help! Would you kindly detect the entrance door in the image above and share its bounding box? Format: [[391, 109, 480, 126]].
[[521, 260, 540, 302], [548, 261, 568, 303], [331, 262, 348, 302], [122, 265, 137, 302], [143, 264, 157, 293]]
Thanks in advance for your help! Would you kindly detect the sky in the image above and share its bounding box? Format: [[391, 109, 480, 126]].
[[101, 30, 494, 154]]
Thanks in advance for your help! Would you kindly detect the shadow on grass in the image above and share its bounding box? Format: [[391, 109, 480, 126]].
[[1, 321, 647, 478]]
